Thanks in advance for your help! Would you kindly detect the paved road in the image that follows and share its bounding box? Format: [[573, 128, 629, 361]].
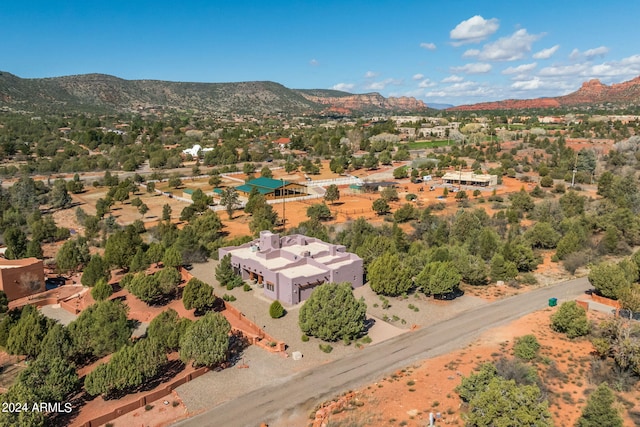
[[175, 277, 590, 427]]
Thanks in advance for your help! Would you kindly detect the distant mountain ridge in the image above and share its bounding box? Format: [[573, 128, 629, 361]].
[[449, 76, 640, 111], [0, 72, 429, 115]]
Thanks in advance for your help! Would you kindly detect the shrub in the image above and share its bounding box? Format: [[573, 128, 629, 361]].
[[243, 283, 251, 292], [551, 301, 590, 338], [319, 344, 333, 353], [513, 334, 540, 360], [301, 334, 309, 342], [269, 300, 285, 319]]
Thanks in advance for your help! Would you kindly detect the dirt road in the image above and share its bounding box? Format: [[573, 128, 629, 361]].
[[174, 277, 590, 427]]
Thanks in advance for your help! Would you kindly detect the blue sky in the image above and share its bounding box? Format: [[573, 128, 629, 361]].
[[3, 0, 640, 105]]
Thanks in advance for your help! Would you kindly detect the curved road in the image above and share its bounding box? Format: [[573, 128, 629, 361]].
[[175, 277, 590, 427]]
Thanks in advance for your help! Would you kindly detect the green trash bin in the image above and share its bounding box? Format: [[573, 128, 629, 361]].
[[548, 298, 557, 307]]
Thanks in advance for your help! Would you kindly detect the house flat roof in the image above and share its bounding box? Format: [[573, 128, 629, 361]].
[[279, 263, 328, 279]]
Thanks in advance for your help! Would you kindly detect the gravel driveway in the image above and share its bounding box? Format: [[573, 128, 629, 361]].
[[176, 260, 489, 414]]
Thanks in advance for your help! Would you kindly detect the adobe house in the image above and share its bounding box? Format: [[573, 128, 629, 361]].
[[0, 258, 45, 301], [219, 231, 363, 305], [236, 177, 307, 200]]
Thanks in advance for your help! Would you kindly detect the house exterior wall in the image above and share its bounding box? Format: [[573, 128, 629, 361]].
[[0, 259, 45, 301], [219, 231, 364, 305]]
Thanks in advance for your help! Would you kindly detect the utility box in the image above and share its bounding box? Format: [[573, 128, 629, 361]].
[[548, 298, 558, 307]]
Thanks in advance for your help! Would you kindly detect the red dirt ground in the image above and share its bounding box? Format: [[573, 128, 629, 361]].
[[317, 309, 638, 427]]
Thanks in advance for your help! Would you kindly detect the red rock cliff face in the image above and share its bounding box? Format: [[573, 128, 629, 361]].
[[449, 75, 640, 111], [300, 92, 428, 112]]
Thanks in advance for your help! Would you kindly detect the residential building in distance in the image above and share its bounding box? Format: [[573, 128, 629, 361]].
[[219, 231, 364, 305], [236, 177, 307, 200], [0, 258, 45, 301], [442, 171, 498, 187]]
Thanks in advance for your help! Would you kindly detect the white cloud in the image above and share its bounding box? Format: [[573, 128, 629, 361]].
[[474, 29, 542, 61], [425, 80, 495, 99], [450, 15, 499, 45], [364, 71, 378, 78], [539, 62, 590, 77], [511, 78, 543, 90], [412, 73, 425, 80], [533, 45, 559, 59], [364, 78, 403, 91], [569, 46, 610, 60], [442, 75, 464, 83], [502, 62, 537, 75], [462, 49, 480, 58], [332, 83, 355, 92], [451, 62, 492, 74], [584, 46, 609, 58], [309, 59, 319, 66], [569, 48, 581, 60], [420, 42, 436, 50], [418, 79, 436, 88]]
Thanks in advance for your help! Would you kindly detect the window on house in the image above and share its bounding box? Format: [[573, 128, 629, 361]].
[[266, 282, 274, 292]]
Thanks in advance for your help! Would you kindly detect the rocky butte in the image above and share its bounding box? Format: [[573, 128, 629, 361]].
[[449, 75, 640, 111]]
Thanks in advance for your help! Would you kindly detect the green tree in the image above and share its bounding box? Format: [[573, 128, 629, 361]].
[[49, 179, 72, 209], [560, 190, 586, 217], [576, 383, 623, 427], [588, 262, 630, 300], [269, 300, 285, 319], [368, 252, 413, 296], [81, 254, 111, 287], [393, 166, 409, 179], [456, 363, 498, 402], [415, 261, 462, 297], [25, 239, 43, 259], [249, 204, 279, 235], [168, 175, 182, 189], [260, 166, 273, 178], [394, 203, 417, 223], [220, 187, 240, 219], [306, 203, 332, 221], [39, 323, 73, 361], [147, 309, 192, 351], [68, 300, 131, 360], [380, 186, 399, 202], [162, 203, 172, 221], [129, 247, 149, 272], [466, 377, 553, 427], [551, 301, 590, 338], [180, 312, 230, 367], [298, 282, 366, 342], [372, 198, 390, 215], [56, 237, 91, 273], [183, 278, 218, 314], [3, 227, 28, 260], [215, 254, 241, 287], [244, 187, 266, 215], [524, 222, 561, 249], [513, 334, 540, 360], [162, 246, 183, 269], [104, 230, 141, 270], [490, 253, 518, 282], [91, 278, 113, 301], [6, 305, 49, 359], [147, 181, 156, 193], [156, 267, 181, 296], [84, 338, 166, 398], [18, 355, 79, 402], [324, 184, 340, 205]]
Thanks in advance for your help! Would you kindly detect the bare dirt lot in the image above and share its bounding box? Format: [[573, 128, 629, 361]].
[[317, 309, 639, 427]]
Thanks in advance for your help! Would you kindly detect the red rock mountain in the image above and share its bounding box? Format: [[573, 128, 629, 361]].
[[449, 76, 640, 111], [297, 90, 428, 113]]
